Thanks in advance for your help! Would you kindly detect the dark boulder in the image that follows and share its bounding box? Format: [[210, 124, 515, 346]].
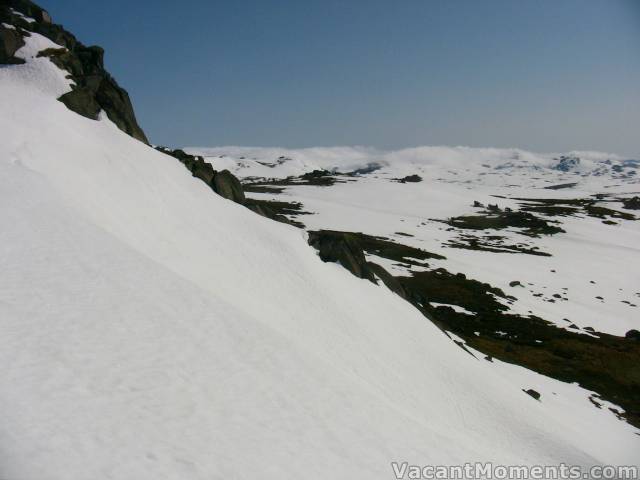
[[156, 147, 246, 205], [307, 230, 376, 281], [156, 147, 216, 185], [0, 25, 26, 64], [306, 230, 407, 297], [192, 161, 215, 185], [625, 330, 640, 341], [397, 174, 423, 183], [58, 87, 101, 119], [523, 389, 541, 401], [212, 170, 245, 204]]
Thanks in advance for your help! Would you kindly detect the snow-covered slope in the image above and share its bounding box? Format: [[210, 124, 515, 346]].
[[189, 146, 640, 337], [1, 30, 639, 480]]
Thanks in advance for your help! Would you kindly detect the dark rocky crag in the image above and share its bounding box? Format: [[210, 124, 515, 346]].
[[307, 231, 445, 302], [156, 148, 245, 203], [0, 0, 148, 143], [156, 147, 310, 228], [0, 18, 25, 64]]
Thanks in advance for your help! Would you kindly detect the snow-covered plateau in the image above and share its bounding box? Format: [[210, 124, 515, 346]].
[[1, 2, 639, 479]]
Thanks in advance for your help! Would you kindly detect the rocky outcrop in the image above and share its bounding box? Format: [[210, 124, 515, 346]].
[[447, 210, 565, 237], [396, 174, 423, 183], [2, 0, 51, 24], [307, 230, 408, 298], [308, 231, 376, 281], [156, 147, 247, 204], [212, 170, 245, 204], [157, 147, 307, 227], [156, 147, 308, 228], [158, 148, 216, 184], [523, 389, 541, 401], [0, 0, 148, 143], [622, 196, 640, 210], [0, 24, 25, 64]]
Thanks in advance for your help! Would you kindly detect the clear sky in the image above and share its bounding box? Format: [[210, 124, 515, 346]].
[[43, 0, 640, 156]]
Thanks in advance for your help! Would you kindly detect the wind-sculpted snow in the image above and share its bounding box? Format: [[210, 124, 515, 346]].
[[1, 29, 639, 480]]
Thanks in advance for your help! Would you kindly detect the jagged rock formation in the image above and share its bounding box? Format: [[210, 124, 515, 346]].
[[0, 0, 148, 143], [307, 230, 409, 299], [0, 21, 25, 64], [156, 147, 245, 203], [157, 147, 309, 227], [308, 231, 377, 281], [212, 170, 245, 204]]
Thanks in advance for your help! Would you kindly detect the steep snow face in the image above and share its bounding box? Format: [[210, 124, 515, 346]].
[[1, 34, 639, 479]]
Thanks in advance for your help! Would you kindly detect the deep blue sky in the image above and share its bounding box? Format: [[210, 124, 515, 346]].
[[43, 0, 640, 155]]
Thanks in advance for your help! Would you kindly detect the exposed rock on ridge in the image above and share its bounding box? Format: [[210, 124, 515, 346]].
[[0, 0, 148, 143], [156, 147, 245, 203], [156, 147, 310, 228]]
